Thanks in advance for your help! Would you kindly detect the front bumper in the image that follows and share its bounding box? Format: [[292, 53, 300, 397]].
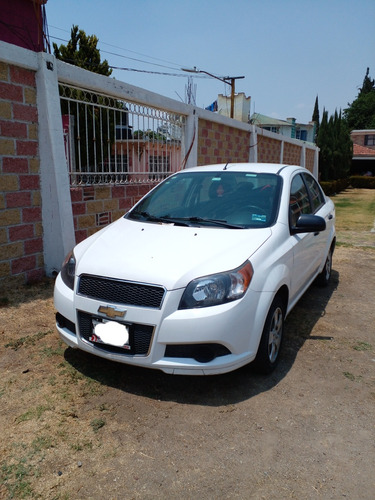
[[54, 273, 266, 375]]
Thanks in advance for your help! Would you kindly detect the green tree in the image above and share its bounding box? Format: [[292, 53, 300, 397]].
[[312, 95, 320, 142], [344, 67, 375, 130], [53, 25, 112, 76], [317, 109, 352, 181]]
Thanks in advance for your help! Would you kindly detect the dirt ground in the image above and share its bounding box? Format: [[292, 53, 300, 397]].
[[1, 200, 375, 499]]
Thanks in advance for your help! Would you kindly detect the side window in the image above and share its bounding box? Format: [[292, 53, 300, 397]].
[[302, 173, 325, 212], [289, 174, 311, 226]]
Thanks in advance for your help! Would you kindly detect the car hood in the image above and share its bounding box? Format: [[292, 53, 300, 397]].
[[75, 218, 272, 290]]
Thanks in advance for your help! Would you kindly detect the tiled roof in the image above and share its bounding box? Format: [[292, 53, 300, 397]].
[[353, 143, 375, 157]]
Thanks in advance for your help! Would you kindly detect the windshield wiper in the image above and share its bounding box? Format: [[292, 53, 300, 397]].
[[130, 212, 244, 228], [180, 216, 245, 229], [130, 211, 190, 226]]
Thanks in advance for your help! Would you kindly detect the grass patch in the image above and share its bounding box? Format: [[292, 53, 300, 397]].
[[333, 189, 375, 233], [1, 461, 34, 498], [5, 331, 52, 350], [343, 371, 362, 382], [16, 404, 53, 423], [90, 418, 106, 433], [353, 341, 372, 351]]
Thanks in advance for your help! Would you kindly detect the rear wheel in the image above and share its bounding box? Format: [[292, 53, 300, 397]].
[[252, 296, 285, 374]]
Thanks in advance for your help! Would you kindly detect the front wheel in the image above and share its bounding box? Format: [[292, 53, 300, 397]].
[[252, 296, 285, 374], [316, 247, 333, 287]]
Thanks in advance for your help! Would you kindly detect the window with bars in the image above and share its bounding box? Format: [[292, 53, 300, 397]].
[[59, 84, 185, 186]]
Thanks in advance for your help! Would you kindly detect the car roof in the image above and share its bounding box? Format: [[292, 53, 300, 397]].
[[182, 163, 303, 176]]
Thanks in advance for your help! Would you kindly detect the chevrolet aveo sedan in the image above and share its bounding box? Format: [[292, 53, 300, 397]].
[[54, 163, 335, 375]]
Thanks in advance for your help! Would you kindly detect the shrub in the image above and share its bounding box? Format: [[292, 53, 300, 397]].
[[349, 176, 375, 189], [320, 178, 350, 195]]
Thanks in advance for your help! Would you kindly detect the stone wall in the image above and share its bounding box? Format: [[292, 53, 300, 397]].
[[71, 184, 150, 244], [0, 62, 44, 285]]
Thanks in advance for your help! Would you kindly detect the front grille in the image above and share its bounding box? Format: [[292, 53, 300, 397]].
[[78, 274, 165, 308], [78, 311, 153, 355]]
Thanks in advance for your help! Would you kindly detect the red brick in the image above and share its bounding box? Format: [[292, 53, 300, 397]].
[[2, 157, 29, 173], [6, 191, 31, 208], [17, 140, 38, 156], [112, 186, 126, 198], [9, 224, 34, 241], [72, 202, 86, 215], [119, 199, 131, 211], [75, 230, 88, 243], [19, 174, 40, 190], [13, 103, 38, 122], [24, 238, 43, 255], [125, 185, 139, 197], [0, 82, 23, 102], [138, 185, 151, 196], [11, 255, 36, 274], [0, 121, 27, 138], [70, 188, 83, 202], [10, 66, 36, 87], [22, 206, 41, 223]]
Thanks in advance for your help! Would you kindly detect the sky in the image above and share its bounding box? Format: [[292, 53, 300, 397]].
[[45, 0, 375, 124]]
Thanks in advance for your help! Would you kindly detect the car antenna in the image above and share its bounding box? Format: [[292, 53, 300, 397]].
[[223, 162, 229, 170]]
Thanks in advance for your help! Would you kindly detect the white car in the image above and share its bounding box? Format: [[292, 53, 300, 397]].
[[54, 163, 335, 375]]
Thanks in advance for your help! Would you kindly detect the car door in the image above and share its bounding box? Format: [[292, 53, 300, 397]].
[[288, 173, 325, 304]]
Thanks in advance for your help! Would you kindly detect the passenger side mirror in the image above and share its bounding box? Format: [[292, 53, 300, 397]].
[[290, 214, 326, 234]]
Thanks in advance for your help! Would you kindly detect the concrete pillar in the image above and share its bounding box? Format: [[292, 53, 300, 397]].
[[36, 52, 75, 275], [183, 109, 198, 169], [249, 125, 258, 163], [300, 144, 306, 168]]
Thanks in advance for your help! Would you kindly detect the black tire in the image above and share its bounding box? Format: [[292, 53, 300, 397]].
[[316, 247, 333, 287], [252, 296, 285, 374]]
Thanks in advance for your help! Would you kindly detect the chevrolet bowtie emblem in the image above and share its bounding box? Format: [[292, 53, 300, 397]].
[[98, 305, 126, 319]]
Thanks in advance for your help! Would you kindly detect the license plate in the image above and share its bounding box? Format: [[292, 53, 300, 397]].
[[89, 319, 131, 350]]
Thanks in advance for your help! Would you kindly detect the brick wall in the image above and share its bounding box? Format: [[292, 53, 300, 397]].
[[0, 62, 44, 286], [305, 148, 315, 173], [283, 142, 302, 166], [197, 119, 250, 165], [71, 183, 151, 244], [257, 135, 282, 163]]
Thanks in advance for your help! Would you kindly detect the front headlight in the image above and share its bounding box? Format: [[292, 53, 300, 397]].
[[179, 262, 253, 309], [60, 250, 76, 290]]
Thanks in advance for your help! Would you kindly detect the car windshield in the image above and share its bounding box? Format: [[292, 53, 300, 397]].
[[127, 171, 282, 229]]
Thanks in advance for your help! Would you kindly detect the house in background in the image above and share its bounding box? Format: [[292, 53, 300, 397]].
[[0, 0, 48, 52], [350, 130, 375, 175], [217, 92, 251, 123], [250, 113, 316, 144]]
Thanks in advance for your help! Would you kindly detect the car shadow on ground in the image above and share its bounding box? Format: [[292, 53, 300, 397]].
[[65, 270, 339, 406]]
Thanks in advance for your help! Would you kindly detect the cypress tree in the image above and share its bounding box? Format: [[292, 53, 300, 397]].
[[312, 95, 320, 142]]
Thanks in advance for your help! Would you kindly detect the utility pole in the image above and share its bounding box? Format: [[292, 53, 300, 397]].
[[182, 67, 245, 119]]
